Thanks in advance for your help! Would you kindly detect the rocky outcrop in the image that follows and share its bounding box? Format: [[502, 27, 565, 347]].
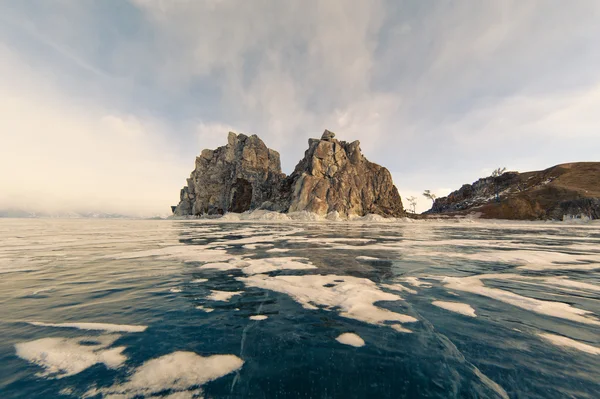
[[173, 132, 283, 216], [276, 130, 404, 217], [173, 130, 405, 218], [426, 162, 600, 220]]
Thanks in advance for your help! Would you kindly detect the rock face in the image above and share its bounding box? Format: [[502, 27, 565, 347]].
[[173, 130, 405, 218], [426, 162, 600, 220], [278, 130, 404, 217], [173, 132, 283, 216]]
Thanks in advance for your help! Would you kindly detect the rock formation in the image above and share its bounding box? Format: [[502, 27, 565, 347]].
[[276, 130, 404, 217], [426, 162, 600, 220], [173, 132, 283, 216], [173, 130, 405, 218]]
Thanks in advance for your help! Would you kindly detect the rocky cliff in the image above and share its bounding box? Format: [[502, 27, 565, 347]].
[[276, 131, 404, 217], [173, 130, 405, 218], [426, 162, 600, 220], [173, 132, 283, 216]]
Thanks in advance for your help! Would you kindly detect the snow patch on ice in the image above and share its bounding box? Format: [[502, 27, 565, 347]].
[[249, 315, 268, 321], [266, 248, 290, 253], [390, 324, 413, 333], [243, 243, 274, 250], [28, 321, 147, 333], [242, 257, 317, 275], [107, 247, 237, 264], [432, 301, 476, 317], [86, 351, 243, 398], [538, 333, 600, 355], [15, 335, 126, 378], [403, 277, 432, 288], [355, 256, 383, 262], [238, 274, 416, 329], [336, 333, 365, 347], [207, 290, 243, 302], [198, 261, 240, 271], [541, 277, 600, 292], [381, 283, 417, 295], [199, 257, 316, 275], [442, 274, 600, 325]]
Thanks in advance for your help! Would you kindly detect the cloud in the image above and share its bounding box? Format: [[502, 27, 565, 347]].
[[0, 44, 188, 216]]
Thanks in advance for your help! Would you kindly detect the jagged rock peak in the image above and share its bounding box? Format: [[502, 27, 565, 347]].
[[284, 130, 404, 217], [321, 129, 335, 141]]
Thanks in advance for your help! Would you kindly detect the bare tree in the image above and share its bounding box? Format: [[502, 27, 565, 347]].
[[491, 167, 507, 177], [406, 196, 417, 213], [423, 190, 437, 203]]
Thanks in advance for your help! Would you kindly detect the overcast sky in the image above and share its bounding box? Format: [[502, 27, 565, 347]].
[[1, 1, 599, 215]]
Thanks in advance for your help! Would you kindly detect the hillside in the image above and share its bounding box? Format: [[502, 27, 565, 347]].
[[425, 162, 600, 220]]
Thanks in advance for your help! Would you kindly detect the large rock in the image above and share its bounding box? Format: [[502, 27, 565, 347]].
[[173, 132, 283, 216], [173, 129, 405, 218], [279, 130, 404, 217]]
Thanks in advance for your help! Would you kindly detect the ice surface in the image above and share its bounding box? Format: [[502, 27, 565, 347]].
[[199, 261, 240, 271], [200, 257, 317, 275], [266, 248, 290, 253], [336, 333, 365, 347], [15, 335, 126, 378], [432, 301, 476, 317], [4, 218, 600, 398], [28, 321, 147, 333], [87, 351, 243, 398], [107, 246, 237, 263]]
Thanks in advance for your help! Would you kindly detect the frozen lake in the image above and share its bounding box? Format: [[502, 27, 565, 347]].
[[0, 218, 599, 398]]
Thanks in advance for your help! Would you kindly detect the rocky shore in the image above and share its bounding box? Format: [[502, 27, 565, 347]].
[[425, 162, 600, 220]]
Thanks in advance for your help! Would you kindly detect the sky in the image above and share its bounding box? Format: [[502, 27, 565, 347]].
[[1, 1, 599, 216]]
